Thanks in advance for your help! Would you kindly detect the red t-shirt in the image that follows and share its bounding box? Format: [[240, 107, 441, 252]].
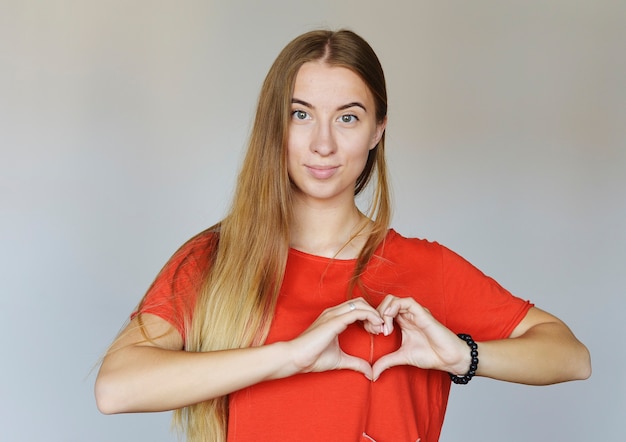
[[137, 229, 532, 442]]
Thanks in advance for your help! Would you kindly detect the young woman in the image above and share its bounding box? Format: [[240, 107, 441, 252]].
[[95, 29, 591, 442]]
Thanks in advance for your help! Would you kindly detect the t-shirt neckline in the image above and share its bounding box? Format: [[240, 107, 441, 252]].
[[287, 229, 395, 264]]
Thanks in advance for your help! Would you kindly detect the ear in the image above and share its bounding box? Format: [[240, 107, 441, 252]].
[[370, 116, 387, 150]]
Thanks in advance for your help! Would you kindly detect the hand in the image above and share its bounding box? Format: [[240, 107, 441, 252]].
[[372, 295, 470, 381], [287, 298, 384, 380]]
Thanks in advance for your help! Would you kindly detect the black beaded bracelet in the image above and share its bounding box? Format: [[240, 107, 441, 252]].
[[449, 333, 479, 385]]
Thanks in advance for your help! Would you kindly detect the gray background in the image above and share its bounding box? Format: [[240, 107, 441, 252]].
[[1, 1, 624, 441]]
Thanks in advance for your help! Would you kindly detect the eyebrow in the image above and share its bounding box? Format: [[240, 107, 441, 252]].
[[291, 98, 368, 112]]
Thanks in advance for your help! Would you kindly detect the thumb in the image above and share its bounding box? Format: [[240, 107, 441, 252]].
[[371, 351, 406, 381], [340, 354, 374, 380]]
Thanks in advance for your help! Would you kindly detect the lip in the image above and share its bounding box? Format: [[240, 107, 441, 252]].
[[305, 165, 339, 179]]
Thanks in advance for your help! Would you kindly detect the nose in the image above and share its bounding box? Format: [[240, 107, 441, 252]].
[[311, 121, 336, 156]]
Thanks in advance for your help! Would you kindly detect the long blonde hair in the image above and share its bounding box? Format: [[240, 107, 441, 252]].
[[174, 29, 391, 441]]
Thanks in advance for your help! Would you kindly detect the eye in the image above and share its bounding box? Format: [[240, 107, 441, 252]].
[[292, 110, 309, 120], [339, 114, 358, 124]]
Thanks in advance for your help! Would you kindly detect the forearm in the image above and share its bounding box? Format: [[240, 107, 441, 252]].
[[476, 321, 591, 385], [95, 341, 294, 414]]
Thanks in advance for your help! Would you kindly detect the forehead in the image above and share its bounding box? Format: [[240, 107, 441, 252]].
[[292, 61, 373, 106]]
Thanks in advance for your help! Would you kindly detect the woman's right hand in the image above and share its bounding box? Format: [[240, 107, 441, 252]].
[[286, 298, 384, 380], [96, 299, 383, 414]]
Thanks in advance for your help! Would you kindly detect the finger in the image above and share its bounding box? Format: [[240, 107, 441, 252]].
[[326, 308, 383, 336], [313, 299, 383, 337], [340, 298, 384, 330], [363, 320, 383, 335], [347, 301, 357, 314], [337, 298, 378, 313], [377, 294, 399, 336], [340, 299, 381, 334], [371, 351, 408, 381], [381, 296, 432, 330], [376, 293, 396, 314], [339, 354, 374, 380]]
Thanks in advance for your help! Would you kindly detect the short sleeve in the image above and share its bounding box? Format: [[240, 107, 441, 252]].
[[132, 231, 217, 339], [441, 245, 533, 342]]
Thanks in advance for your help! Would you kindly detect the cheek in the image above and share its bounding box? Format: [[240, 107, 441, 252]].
[[285, 141, 299, 178], [286, 129, 304, 157], [347, 133, 376, 159], [285, 135, 295, 161]]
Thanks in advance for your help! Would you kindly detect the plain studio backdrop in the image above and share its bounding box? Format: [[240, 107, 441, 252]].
[[1, 1, 624, 441]]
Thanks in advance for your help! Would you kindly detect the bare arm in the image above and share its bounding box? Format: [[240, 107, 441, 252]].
[[95, 314, 295, 414], [95, 299, 383, 414], [476, 306, 591, 384]]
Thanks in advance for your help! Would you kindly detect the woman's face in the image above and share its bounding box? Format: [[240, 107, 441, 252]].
[[287, 61, 386, 208]]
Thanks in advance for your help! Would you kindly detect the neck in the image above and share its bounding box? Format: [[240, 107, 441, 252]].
[[289, 196, 370, 259]]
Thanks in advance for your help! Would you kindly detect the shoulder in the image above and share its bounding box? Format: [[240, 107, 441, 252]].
[[147, 228, 219, 294], [168, 228, 219, 268], [178, 227, 219, 254], [380, 229, 486, 280], [381, 229, 445, 260], [136, 228, 219, 328], [384, 229, 478, 268]]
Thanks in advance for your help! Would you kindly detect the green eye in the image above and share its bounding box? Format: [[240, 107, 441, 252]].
[[293, 110, 308, 120]]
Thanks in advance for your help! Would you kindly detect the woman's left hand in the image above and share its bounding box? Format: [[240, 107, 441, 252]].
[[371, 295, 470, 381]]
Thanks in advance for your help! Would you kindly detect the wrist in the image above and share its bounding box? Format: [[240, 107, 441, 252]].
[[449, 333, 479, 385], [262, 341, 303, 380]]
